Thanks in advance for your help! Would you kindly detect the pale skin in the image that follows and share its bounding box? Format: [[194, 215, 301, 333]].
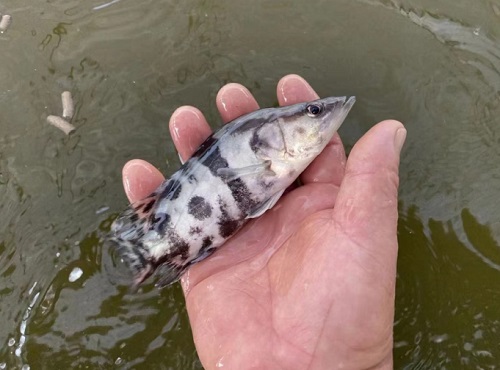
[[122, 75, 406, 370]]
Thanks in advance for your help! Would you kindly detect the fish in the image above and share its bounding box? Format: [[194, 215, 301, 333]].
[[108, 96, 355, 287]]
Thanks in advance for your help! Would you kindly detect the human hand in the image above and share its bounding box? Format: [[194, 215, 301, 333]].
[[122, 74, 405, 370]]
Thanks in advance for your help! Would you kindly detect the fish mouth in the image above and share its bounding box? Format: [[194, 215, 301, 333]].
[[319, 96, 356, 131], [322, 96, 356, 113], [342, 96, 356, 111], [338, 96, 356, 123]]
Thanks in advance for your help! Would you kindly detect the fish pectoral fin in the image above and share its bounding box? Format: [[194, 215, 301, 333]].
[[246, 189, 285, 219], [217, 160, 274, 182]]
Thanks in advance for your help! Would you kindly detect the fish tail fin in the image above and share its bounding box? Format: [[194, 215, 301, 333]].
[[108, 198, 158, 286]]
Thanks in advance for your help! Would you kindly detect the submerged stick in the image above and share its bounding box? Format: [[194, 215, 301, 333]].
[[47, 115, 76, 135], [61, 91, 74, 119], [0, 15, 12, 33]]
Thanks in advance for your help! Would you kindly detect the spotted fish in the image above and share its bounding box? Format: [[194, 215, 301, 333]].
[[109, 96, 355, 287]]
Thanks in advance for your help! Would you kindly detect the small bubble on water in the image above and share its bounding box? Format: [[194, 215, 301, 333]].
[[463, 342, 474, 351], [394, 340, 408, 348], [474, 329, 483, 339], [430, 334, 449, 344], [474, 350, 492, 357], [56, 252, 60, 257], [0, 362, 6, 369], [8, 338, 15, 346], [69, 267, 83, 282], [21, 365, 30, 370], [473, 27, 480, 35], [114, 357, 123, 365]]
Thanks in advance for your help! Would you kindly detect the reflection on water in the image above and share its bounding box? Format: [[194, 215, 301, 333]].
[[1, 0, 500, 368]]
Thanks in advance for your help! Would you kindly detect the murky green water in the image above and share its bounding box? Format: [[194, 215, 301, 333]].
[[1, 0, 499, 368]]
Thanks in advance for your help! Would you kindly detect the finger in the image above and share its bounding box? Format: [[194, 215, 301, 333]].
[[216, 83, 259, 123], [169, 106, 212, 162], [277, 74, 347, 186], [333, 119, 406, 260], [122, 159, 165, 203], [277, 74, 319, 105]]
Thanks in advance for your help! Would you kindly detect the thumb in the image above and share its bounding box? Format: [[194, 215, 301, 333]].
[[333, 120, 405, 264]]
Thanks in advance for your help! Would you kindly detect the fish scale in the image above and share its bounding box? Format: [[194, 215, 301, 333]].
[[109, 96, 355, 287]]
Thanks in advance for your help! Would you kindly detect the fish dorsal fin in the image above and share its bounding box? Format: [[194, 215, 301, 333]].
[[216, 160, 274, 182], [246, 189, 285, 219]]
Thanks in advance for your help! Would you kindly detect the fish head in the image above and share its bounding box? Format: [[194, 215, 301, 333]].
[[252, 96, 355, 166]]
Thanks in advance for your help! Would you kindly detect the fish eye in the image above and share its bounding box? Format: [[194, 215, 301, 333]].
[[306, 104, 323, 117]]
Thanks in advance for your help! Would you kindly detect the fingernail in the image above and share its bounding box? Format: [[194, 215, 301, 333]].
[[279, 74, 318, 104], [394, 128, 407, 154], [218, 84, 253, 114], [170, 107, 201, 140]]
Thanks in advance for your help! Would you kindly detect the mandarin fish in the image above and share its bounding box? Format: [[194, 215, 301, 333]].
[[109, 96, 355, 287]]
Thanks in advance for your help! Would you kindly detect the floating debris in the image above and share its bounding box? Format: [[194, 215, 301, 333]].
[[93, 0, 121, 11], [46, 115, 76, 135], [61, 91, 74, 120], [69, 267, 83, 282], [96, 205, 110, 215], [0, 14, 11, 33]]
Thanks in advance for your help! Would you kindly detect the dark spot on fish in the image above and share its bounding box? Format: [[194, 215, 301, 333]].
[[170, 183, 182, 200], [188, 174, 197, 184], [201, 236, 213, 250], [142, 199, 155, 213], [219, 218, 241, 238], [219, 219, 240, 238], [171, 238, 190, 259], [206, 147, 258, 213], [227, 178, 259, 213], [206, 147, 230, 175], [250, 131, 269, 152], [160, 178, 182, 201], [189, 226, 202, 235], [154, 231, 190, 270], [151, 213, 171, 234], [218, 198, 242, 238], [296, 127, 305, 135], [129, 213, 139, 223], [191, 134, 218, 158], [188, 196, 212, 220]]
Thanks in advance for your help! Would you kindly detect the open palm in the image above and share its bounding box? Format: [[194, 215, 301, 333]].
[[122, 75, 405, 370]]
